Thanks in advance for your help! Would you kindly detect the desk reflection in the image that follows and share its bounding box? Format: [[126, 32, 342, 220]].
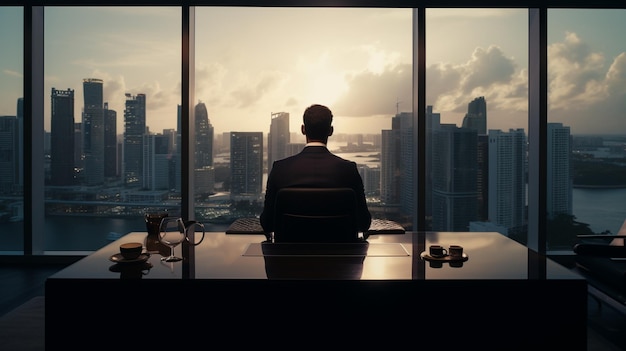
[[108, 262, 153, 279], [261, 241, 367, 279]]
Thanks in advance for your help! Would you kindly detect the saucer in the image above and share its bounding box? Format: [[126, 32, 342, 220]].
[[420, 251, 468, 262], [109, 253, 150, 264]]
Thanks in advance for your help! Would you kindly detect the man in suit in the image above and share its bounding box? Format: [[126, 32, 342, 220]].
[[260, 104, 372, 239]]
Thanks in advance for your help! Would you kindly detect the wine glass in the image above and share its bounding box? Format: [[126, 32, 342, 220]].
[[158, 217, 186, 262]]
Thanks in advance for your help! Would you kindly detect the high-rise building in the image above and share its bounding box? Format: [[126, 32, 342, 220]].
[[74, 122, 83, 171], [359, 164, 380, 196], [82, 78, 105, 185], [397, 112, 414, 218], [230, 131, 263, 199], [431, 124, 478, 231], [50, 88, 75, 186], [462, 96, 487, 135], [267, 112, 290, 171], [0, 115, 19, 193], [285, 142, 305, 158], [143, 133, 171, 190], [476, 134, 489, 221], [488, 128, 526, 232], [547, 122, 573, 218], [380, 111, 413, 219], [425, 105, 441, 224], [194, 102, 214, 168], [123, 93, 146, 187], [104, 102, 117, 178], [380, 129, 399, 205], [16, 98, 23, 190]]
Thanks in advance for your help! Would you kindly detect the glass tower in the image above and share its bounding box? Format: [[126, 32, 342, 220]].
[[50, 88, 75, 186], [82, 78, 104, 185]]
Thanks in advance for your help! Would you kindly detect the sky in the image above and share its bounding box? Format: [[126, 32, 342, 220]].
[[1, 7, 626, 136]]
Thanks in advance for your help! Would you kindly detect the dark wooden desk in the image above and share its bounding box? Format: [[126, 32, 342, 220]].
[[46, 231, 587, 350]]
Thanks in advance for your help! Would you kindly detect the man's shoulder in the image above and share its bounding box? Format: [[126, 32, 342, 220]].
[[329, 152, 357, 165]]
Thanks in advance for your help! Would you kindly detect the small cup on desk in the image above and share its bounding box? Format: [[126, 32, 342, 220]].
[[449, 245, 464, 259], [120, 242, 143, 260], [429, 245, 448, 258]]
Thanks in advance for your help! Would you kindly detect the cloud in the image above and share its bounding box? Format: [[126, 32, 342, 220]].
[[228, 70, 288, 109], [332, 63, 412, 117], [331, 42, 524, 123], [330, 31, 626, 135], [548, 32, 606, 108], [461, 46, 517, 92], [547, 32, 626, 133], [3, 70, 22, 78]]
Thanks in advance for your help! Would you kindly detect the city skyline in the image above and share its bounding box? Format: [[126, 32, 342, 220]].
[[1, 8, 626, 137]]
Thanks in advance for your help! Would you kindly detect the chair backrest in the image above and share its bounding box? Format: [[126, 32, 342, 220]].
[[273, 187, 359, 243]]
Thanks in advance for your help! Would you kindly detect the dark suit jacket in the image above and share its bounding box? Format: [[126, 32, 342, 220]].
[[260, 145, 372, 234]]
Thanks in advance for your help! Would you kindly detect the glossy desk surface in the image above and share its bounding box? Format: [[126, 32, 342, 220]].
[[46, 231, 588, 350], [49, 231, 582, 281]]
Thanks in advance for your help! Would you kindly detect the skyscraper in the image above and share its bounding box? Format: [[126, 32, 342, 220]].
[[431, 124, 478, 231], [267, 112, 290, 171], [230, 131, 263, 199], [488, 128, 526, 232], [123, 93, 146, 187], [397, 112, 414, 218], [16, 97, 23, 190], [380, 129, 400, 205], [547, 122, 573, 218], [476, 134, 489, 221], [104, 102, 117, 178], [0, 115, 19, 193], [462, 96, 487, 135], [143, 133, 172, 190], [194, 101, 214, 168], [425, 105, 441, 224], [50, 88, 75, 186], [380, 111, 413, 219], [82, 78, 104, 185]]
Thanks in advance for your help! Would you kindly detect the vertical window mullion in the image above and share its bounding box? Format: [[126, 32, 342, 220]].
[[527, 7, 548, 253], [24, 6, 45, 255]]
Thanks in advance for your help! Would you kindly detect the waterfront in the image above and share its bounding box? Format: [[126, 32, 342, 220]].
[[570, 187, 626, 234], [2, 187, 625, 252]]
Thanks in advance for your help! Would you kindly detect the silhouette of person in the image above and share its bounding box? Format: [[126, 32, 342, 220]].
[[260, 104, 372, 240]]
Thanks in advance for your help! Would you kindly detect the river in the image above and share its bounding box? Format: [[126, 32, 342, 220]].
[[1, 187, 624, 252]]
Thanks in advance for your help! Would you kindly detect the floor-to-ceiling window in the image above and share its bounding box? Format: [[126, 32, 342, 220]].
[[194, 7, 414, 229], [42, 6, 181, 251], [0, 6, 24, 252], [2, 3, 625, 256], [425, 9, 529, 240], [546, 9, 626, 250]]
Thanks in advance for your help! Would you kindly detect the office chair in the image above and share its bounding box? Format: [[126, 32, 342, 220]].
[[272, 187, 360, 243], [573, 232, 626, 302]]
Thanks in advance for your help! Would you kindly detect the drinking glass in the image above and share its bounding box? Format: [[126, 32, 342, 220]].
[[158, 217, 186, 262]]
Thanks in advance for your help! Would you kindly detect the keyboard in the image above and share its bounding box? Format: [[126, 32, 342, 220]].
[[225, 217, 405, 234]]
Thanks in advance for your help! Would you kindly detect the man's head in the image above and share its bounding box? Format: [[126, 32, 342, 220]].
[[301, 104, 334, 143]]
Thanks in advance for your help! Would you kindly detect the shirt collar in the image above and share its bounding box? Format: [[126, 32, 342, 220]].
[[305, 142, 327, 147]]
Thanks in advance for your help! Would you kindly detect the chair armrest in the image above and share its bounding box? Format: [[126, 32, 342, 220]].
[[577, 235, 626, 238], [574, 243, 626, 257]]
